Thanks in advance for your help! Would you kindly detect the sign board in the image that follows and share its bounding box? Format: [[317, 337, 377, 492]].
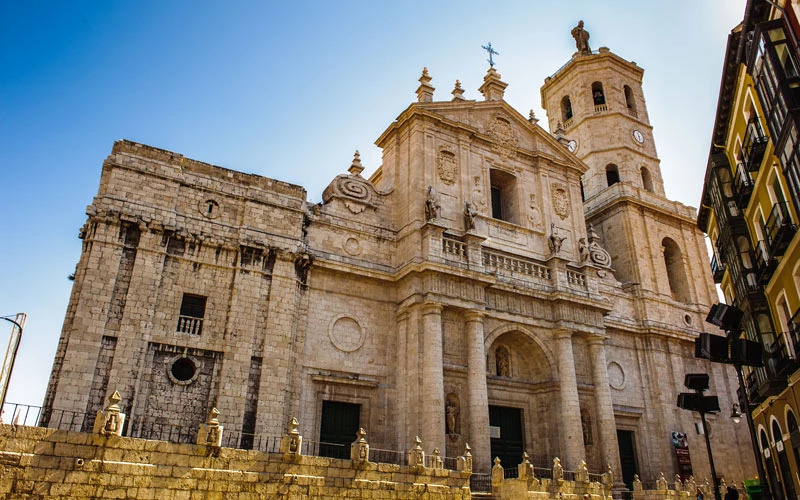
[[671, 431, 693, 481], [489, 426, 501, 439]]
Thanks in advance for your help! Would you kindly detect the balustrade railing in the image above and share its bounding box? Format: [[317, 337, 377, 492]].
[[176, 315, 203, 335], [594, 104, 608, 114], [567, 270, 587, 289], [442, 238, 467, 262], [482, 251, 551, 282]]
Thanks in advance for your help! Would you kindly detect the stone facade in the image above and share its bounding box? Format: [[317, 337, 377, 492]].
[[42, 41, 754, 489]]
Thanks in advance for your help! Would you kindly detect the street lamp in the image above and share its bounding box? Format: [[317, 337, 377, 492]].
[[730, 404, 742, 424]]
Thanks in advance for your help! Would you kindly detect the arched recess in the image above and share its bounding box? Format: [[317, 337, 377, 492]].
[[624, 85, 637, 115], [561, 96, 573, 122], [641, 166, 654, 192], [591, 81, 606, 106], [662, 237, 691, 303], [606, 164, 620, 186], [484, 324, 555, 369]]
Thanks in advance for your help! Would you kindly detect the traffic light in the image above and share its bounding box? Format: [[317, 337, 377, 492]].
[[731, 338, 764, 367], [695, 333, 730, 363], [684, 373, 709, 391], [705, 303, 744, 331], [677, 393, 720, 413]]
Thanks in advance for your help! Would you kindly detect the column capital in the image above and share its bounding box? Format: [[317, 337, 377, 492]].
[[396, 307, 410, 322], [553, 328, 574, 340], [585, 334, 609, 346], [464, 311, 486, 322], [421, 302, 444, 315]]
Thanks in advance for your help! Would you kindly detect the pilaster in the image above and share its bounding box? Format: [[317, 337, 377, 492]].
[[465, 311, 491, 472], [421, 302, 445, 454], [587, 334, 622, 481], [554, 329, 585, 469]]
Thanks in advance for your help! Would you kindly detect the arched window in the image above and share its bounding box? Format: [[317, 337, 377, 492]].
[[561, 96, 573, 122], [624, 85, 637, 115], [663, 237, 691, 303], [773, 419, 784, 443], [606, 164, 620, 186], [787, 409, 799, 436], [641, 167, 654, 192], [591, 81, 606, 105]]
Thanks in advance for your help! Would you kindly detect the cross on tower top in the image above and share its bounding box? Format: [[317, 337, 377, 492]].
[[481, 42, 499, 68]]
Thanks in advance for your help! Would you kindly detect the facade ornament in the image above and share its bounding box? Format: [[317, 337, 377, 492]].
[[416, 67, 435, 103], [518, 451, 533, 480], [549, 223, 567, 255], [552, 457, 564, 480], [674, 474, 683, 492], [446, 398, 459, 435], [425, 186, 441, 221], [457, 443, 473, 474], [280, 417, 303, 459], [571, 20, 591, 55], [656, 472, 668, 490], [579, 238, 590, 262], [464, 201, 478, 230], [576, 460, 589, 482], [473, 176, 486, 211], [350, 427, 370, 464], [488, 115, 517, 159], [528, 194, 542, 226], [437, 148, 458, 185], [496, 345, 511, 377], [528, 109, 539, 125], [491, 457, 504, 487], [93, 390, 126, 436], [408, 436, 425, 469], [451, 80, 465, 101], [602, 464, 614, 488], [430, 448, 443, 469], [587, 224, 612, 268], [348, 150, 365, 176], [551, 183, 570, 220], [197, 407, 223, 447], [686, 476, 697, 494]]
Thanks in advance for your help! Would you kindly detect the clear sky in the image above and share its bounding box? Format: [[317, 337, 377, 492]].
[[0, 1, 746, 407]]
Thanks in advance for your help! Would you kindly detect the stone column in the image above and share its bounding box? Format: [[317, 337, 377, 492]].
[[555, 329, 585, 470], [465, 311, 491, 472], [421, 302, 446, 454], [395, 308, 410, 449], [588, 335, 622, 481]]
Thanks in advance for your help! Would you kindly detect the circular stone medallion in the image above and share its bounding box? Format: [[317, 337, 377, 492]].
[[607, 361, 625, 390], [329, 315, 365, 352]]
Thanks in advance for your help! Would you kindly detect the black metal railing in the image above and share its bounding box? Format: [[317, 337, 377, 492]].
[[470, 474, 491, 492], [710, 254, 726, 283], [734, 162, 755, 209], [742, 116, 769, 172], [753, 240, 778, 285], [765, 201, 797, 257]]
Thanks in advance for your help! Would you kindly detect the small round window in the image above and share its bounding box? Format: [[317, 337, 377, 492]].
[[170, 357, 197, 383]]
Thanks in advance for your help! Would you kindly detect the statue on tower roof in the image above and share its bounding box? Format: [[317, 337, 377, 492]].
[[571, 20, 591, 55]]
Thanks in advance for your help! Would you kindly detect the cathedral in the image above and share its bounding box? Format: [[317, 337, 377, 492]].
[[42, 25, 754, 487]]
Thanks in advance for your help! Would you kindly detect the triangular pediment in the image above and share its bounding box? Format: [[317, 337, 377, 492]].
[[376, 99, 587, 175]]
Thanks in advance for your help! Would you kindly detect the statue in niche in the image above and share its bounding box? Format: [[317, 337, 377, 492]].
[[446, 399, 459, 435], [496, 346, 511, 377], [464, 201, 478, 230], [425, 186, 441, 221], [571, 20, 591, 55], [578, 237, 590, 262], [581, 411, 593, 446], [549, 223, 566, 255]]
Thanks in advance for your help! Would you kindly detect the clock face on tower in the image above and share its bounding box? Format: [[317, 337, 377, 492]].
[[567, 139, 577, 153], [632, 130, 645, 144]]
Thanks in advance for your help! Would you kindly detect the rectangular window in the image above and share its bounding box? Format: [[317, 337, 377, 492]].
[[177, 294, 206, 335], [491, 186, 503, 220]]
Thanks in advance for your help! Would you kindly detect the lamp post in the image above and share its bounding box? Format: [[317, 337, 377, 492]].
[[0, 313, 26, 410]]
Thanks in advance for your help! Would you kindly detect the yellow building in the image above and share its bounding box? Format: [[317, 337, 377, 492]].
[[699, 1, 800, 498]]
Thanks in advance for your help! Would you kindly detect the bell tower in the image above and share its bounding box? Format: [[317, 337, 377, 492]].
[[540, 24, 716, 306]]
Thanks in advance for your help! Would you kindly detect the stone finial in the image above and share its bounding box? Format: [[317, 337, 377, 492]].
[[409, 436, 425, 468], [452, 80, 465, 101], [280, 417, 303, 459], [197, 407, 223, 447], [576, 460, 589, 482], [602, 464, 614, 487], [633, 474, 642, 492], [528, 109, 539, 125], [350, 427, 370, 464], [518, 452, 533, 480], [656, 472, 668, 491], [431, 448, 443, 469], [93, 390, 126, 436], [674, 474, 683, 492], [416, 67, 435, 103], [491, 457, 504, 488], [552, 457, 564, 480], [348, 150, 365, 176], [478, 66, 508, 101], [457, 443, 473, 474]]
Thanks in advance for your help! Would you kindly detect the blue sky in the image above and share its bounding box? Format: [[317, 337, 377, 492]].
[[0, 1, 746, 407]]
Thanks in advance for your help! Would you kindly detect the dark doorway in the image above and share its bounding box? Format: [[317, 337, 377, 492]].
[[777, 447, 795, 499], [489, 405, 524, 471], [319, 400, 360, 459], [617, 430, 639, 490]]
